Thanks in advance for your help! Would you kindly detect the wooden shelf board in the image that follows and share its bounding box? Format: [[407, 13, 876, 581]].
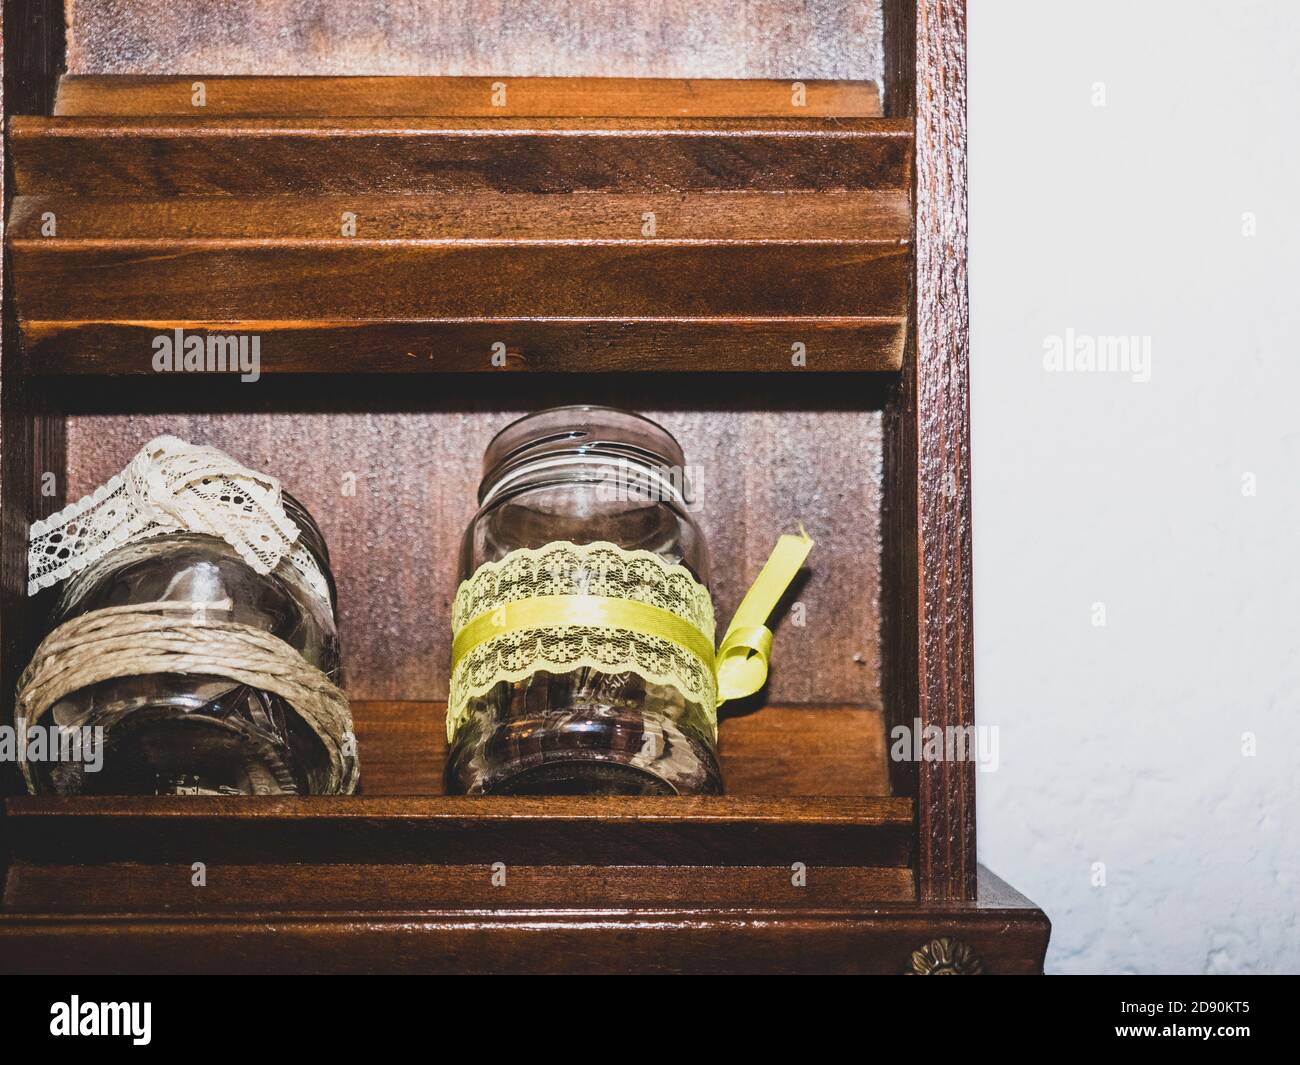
[[1, 790, 917, 918], [0, 868, 1050, 976], [54, 74, 883, 119], [0, 700, 905, 879], [9, 237, 907, 322], [20, 318, 906, 374], [10, 189, 911, 240], [3, 794, 913, 868], [9, 116, 913, 195], [350, 700, 894, 798], [3, 862, 916, 913], [8, 187, 910, 371]]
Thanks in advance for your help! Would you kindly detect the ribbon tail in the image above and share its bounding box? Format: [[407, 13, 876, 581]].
[[715, 526, 813, 705]]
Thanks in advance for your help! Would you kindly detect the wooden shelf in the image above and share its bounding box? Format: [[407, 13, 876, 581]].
[[1, 699, 914, 922], [10, 116, 912, 196], [4, 862, 916, 915], [10, 189, 909, 373], [0, 865, 1048, 975], [352, 700, 894, 798], [12, 189, 908, 240], [21, 319, 906, 375], [6, 75, 912, 374], [2, 794, 913, 870], [53, 74, 883, 118]]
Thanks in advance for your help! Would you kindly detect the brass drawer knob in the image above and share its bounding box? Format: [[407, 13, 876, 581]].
[[906, 937, 985, 975]]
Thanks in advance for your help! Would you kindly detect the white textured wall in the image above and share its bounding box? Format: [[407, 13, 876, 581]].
[[971, 0, 1300, 974]]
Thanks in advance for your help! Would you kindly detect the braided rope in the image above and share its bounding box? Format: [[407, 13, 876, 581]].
[[16, 600, 357, 794]]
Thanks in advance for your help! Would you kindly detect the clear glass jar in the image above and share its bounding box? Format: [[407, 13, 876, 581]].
[[26, 493, 350, 796], [447, 405, 723, 795]]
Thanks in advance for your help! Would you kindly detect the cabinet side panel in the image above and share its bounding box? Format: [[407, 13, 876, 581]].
[[881, 0, 974, 900], [1, 0, 68, 799]]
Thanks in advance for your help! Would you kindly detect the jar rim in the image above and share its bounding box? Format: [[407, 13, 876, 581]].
[[479, 405, 688, 504]]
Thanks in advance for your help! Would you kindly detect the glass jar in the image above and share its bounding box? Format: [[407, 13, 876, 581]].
[[446, 405, 723, 795], [25, 493, 352, 796]]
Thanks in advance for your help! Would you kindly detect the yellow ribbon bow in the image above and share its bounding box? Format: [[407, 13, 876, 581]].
[[714, 526, 814, 706]]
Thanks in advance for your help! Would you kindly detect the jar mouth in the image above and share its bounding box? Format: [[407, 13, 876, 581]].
[[479, 405, 690, 506]]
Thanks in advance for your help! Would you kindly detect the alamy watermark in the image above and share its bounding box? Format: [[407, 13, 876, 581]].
[[890, 718, 999, 773], [594, 460, 702, 505], [50, 997, 151, 1045], [0, 724, 104, 772], [1043, 329, 1151, 383], [152, 327, 261, 382]]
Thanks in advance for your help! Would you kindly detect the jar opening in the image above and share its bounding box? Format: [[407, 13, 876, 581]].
[[478, 406, 690, 506]]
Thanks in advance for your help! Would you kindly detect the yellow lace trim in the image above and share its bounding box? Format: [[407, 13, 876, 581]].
[[448, 541, 715, 740]]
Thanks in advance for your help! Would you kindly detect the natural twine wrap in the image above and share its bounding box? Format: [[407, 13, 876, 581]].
[[15, 600, 358, 795]]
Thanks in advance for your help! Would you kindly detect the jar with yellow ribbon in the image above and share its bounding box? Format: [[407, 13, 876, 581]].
[[446, 406, 812, 796]]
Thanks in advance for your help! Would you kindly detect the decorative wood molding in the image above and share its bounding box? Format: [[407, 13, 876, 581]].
[[1, 0, 68, 786]]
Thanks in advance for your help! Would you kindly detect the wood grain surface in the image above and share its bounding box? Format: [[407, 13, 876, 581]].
[[9, 188, 910, 374], [9, 115, 914, 195], [7, 189, 909, 330], [10, 189, 911, 240], [0, 867, 1049, 976], [22, 319, 907, 375], [63, 1, 884, 82], [880, 0, 976, 900], [348, 700, 892, 797], [4, 794, 915, 867], [10, 231, 909, 321], [54, 74, 881, 117], [4, 862, 917, 912]]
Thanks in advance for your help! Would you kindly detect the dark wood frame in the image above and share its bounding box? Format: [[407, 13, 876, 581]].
[[1, 0, 66, 796], [0, 0, 1049, 973], [881, 0, 977, 902]]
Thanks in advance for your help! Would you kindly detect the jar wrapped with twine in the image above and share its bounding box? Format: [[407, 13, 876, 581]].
[[17, 437, 357, 796]]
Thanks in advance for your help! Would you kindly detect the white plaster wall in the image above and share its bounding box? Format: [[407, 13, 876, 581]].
[[970, 0, 1300, 974]]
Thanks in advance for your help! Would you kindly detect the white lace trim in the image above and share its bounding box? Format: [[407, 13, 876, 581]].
[[284, 543, 333, 608], [28, 436, 331, 607]]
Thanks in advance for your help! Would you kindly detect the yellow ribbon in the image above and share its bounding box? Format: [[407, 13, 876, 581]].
[[450, 527, 813, 708], [713, 525, 814, 704], [451, 594, 715, 674]]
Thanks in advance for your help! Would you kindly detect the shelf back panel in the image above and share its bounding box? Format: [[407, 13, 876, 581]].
[[65, 1, 884, 82]]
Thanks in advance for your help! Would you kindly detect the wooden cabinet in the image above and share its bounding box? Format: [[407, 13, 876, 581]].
[[0, 0, 1049, 973]]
